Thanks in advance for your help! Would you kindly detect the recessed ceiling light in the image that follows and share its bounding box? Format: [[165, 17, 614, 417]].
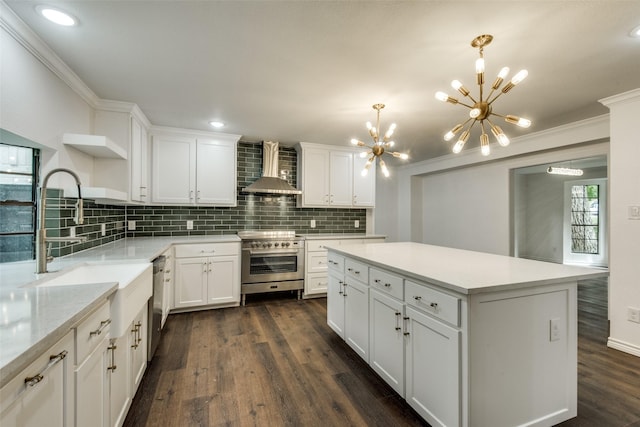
[[36, 5, 77, 26], [209, 121, 225, 128], [630, 25, 640, 38]]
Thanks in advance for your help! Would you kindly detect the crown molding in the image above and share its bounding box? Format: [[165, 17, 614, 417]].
[[599, 88, 640, 107], [0, 1, 100, 108], [94, 99, 152, 128]]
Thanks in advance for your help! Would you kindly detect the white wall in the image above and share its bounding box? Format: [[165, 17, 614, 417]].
[[0, 5, 95, 189], [600, 89, 640, 357]]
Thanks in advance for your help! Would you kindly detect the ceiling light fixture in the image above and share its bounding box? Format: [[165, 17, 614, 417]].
[[350, 103, 409, 178], [435, 34, 531, 156], [547, 166, 584, 176], [208, 121, 224, 128], [36, 5, 77, 26]]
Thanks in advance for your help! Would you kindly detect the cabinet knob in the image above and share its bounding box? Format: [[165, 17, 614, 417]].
[[414, 296, 422, 301]]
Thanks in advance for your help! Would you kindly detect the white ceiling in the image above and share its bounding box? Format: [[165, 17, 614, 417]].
[[5, 1, 640, 163]]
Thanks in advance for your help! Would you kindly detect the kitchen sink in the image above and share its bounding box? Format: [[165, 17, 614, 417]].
[[32, 262, 152, 336]]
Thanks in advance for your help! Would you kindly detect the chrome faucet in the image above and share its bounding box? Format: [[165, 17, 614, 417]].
[[36, 168, 87, 273]]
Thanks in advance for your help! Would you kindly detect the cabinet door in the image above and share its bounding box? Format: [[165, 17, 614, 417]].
[[329, 151, 353, 206], [352, 154, 375, 207], [130, 116, 148, 203], [151, 135, 195, 204], [108, 335, 130, 427], [129, 306, 147, 396], [174, 257, 208, 308], [1, 334, 73, 427], [405, 306, 461, 427], [206, 255, 239, 305], [196, 139, 237, 206], [344, 278, 369, 361], [305, 272, 328, 295], [76, 337, 109, 427], [302, 148, 330, 206], [327, 272, 345, 338], [369, 289, 405, 396]]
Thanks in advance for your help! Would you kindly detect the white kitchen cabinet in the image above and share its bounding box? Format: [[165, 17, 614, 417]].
[[107, 334, 129, 427], [369, 289, 405, 397], [75, 301, 111, 427], [303, 237, 385, 297], [327, 254, 370, 361], [405, 306, 460, 427], [92, 105, 151, 204], [0, 332, 74, 427], [161, 249, 173, 326], [173, 243, 240, 310], [129, 306, 147, 397], [296, 142, 376, 208], [151, 129, 240, 206]]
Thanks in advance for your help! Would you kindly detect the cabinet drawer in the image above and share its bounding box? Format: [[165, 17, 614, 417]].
[[405, 280, 460, 327], [306, 240, 334, 252], [307, 253, 328, 273], [306, 273, 328, 294], [75, 301, 111, 364], [369, 267, 403, 300], [345, 258, 369, 283], [174, 243, 238, 258], [327, 252, 344, 273]]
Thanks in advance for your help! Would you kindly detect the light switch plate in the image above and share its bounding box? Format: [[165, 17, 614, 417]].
[[128, 220, 136, 231], [101, 223, 106, 236], [310, 219, 316, 228], [186, 220, 193, 230], [629, 206, 640, 220]]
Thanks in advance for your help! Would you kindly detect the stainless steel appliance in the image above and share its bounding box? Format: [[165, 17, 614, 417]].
[[148, 255, 165, 360], [238, 230, 304, 305]]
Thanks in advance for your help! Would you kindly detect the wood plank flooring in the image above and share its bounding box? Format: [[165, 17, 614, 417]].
[[125, 279, 640, 427]]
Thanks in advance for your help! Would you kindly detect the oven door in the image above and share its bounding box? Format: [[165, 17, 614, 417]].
[[241, 248, 304, 284]]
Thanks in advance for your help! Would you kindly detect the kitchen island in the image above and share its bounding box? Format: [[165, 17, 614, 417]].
[[326, 241, 608, 427]]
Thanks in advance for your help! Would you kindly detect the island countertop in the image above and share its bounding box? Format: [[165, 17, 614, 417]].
[[326, 241, 608, 295]]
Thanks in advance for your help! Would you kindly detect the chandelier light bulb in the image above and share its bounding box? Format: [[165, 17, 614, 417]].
[[480, 134, 490, 156], [379, 159, 390, 177], [385, 140, 395, 148], [475, 58, 485, 74], [444, 123, 463, 141], [498, 67, 510, 79], [435, 91, 449, 102], [366, 121, 373, 130], [350, 138, 360, 145], [469, 108, 481, 118], [359, 151, 370, 158], [453, 130, 470, 153], [506, 115, 531, 128], [392, 152, 409, 160], [511, 70, 528, 85], [384, 124, 396, 139], [491, 125, 510, 147]]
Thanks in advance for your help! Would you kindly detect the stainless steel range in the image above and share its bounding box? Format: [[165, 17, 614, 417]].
[[238, 230, 305, 305]]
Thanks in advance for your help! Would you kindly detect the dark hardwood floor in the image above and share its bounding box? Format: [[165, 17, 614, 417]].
[[124, 278, 640, 427]]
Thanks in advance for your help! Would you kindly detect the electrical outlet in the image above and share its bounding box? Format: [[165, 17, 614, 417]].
[[310, 219, 316, 228], [629, 206, 640, 220], [101, 223, 106, 236], [69, 226, 76, 238], [628, 307, 640, 323], [186, 220, 194, 230], [128, 220, 136, 231], [550, 318, 561, 342], [354, 220, 360, 228]]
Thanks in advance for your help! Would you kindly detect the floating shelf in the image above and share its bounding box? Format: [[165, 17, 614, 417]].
[[63, 133, 127, 159], [65, 186, 128, 204]]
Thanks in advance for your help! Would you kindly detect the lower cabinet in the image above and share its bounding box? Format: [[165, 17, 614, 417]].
[[405, 306, 460, 427], [327, 267, 345, 337], [173, 243, 240, 310], [0, 332, 74, 427]]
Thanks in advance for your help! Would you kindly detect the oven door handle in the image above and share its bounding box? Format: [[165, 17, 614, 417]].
[[245, 250, 300, 256]]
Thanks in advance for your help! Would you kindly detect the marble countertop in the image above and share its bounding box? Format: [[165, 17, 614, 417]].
[[327, 242, 608, 295], [0, 235, 241, 387], [298, 233, 386, 240]]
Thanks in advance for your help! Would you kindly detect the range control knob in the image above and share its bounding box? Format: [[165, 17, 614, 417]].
[[274, 242, 280, 247]]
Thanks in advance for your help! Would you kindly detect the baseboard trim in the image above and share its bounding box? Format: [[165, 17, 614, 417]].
[[607, 337, 640, 357]]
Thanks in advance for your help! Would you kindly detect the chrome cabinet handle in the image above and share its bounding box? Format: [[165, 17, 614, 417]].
[[374, 279, 380, 283], [395, 312, 402, 331], [430, 302, 438, 309], [403, 317, 410, 336], [90, 319, 111, 337], [384, 283, 391, 287], [414, 296, 422, 301], [24, 350, 68, 387]]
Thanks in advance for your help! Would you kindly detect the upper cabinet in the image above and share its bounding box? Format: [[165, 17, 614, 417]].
[[151, 128, 240, 206], [296, 142, 375, 208]]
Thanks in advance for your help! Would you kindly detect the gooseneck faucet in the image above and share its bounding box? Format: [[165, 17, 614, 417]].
[[36, 168, 87, 273]]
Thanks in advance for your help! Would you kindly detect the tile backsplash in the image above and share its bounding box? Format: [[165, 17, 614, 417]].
[[46, 142, 366, 255]]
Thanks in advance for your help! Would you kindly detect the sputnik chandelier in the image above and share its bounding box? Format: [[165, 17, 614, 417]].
[[351, 103, 409, 177], [435, 34, 531, 156]]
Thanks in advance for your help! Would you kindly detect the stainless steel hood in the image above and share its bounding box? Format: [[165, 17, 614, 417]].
[[242, 141, 302, 195]]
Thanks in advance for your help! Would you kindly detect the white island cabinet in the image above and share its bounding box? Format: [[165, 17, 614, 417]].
[[326, 242, 608, 427]]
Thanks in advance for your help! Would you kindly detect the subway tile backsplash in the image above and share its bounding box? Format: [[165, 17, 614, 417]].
[[48, 142, 366, 253]]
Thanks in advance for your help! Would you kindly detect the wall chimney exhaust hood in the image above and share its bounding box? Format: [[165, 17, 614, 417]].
[[242, 141, 302, 195]]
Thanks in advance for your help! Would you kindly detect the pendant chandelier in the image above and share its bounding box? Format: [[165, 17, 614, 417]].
[[435, 34, 531, 156], [350, 103, 409, 177]]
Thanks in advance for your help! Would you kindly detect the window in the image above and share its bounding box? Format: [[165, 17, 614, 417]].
[[0, 144, 39, 263], [570, 184, 599, 254]]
